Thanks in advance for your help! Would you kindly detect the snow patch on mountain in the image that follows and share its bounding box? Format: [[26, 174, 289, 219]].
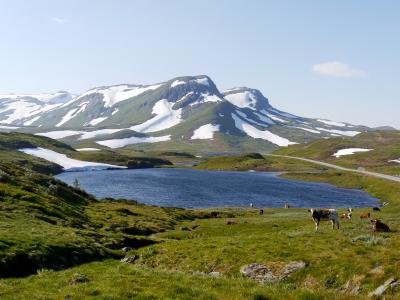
[[86, 117, 108, 126], [254, 112, 275, 125], [36, 130, 82, 139], [76, 148, 100, 151], [290, 126, 321, 134], [224, 91, 257, 109], [191, 124, 220, 140], [96, 135, 171, 148], [56, 103, 88, 127], [130, 99, 182, 133], [192, 77, 210, 86], [231, 113, 296, 147], [79, 128, 124, 140], [19, 147, 124, 171], [263, 111, 288, 123], [235, 111, 268, 127], [0, 99, 61, 124], [317, 119, 347, 127], [316, 127, 360, 137], [333, 148, 373, 157], [73, 84, 163, 108], [171, 80, 186, 88]]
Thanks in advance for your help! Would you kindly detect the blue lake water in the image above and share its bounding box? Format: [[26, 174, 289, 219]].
[[56, 168, 379, 208]]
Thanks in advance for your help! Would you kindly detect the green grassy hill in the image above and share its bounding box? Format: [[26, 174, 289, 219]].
[[2, 132, 400, 298], [274, 131, 400, 175], [0, 133, 203, 278]]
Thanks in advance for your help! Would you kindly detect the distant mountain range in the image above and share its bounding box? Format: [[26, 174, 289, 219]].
[[0, 75, 377, 153]]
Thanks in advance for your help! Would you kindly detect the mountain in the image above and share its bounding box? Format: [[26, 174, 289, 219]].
[[0, 76, 371, 153], [0, 91, 73, 126]]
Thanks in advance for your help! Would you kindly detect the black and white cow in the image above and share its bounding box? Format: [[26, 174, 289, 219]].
[[308, 209, 339, 231]]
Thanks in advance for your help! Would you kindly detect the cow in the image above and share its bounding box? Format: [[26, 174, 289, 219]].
[[360, 212, 370, 219], [284, 202, 291, 209], [371, 219, 390, 235], [373, 207, 381, 211], [308, 209, 339, 231], [259, 209, 264, 215], [341, 208, 353, 220]]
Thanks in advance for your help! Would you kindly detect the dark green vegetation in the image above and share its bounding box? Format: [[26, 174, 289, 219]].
[[1, 132, 400, 298]]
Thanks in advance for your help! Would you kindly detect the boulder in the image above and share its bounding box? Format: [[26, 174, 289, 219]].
[[240, 261, 306, 284], [368, 277, 398, 297], [240, 263, 277, 284], [278, 261, 306, 280], [121, 255, 137, 264]]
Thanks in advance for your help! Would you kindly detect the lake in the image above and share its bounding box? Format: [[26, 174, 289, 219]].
[[56, 168, 379, 208]]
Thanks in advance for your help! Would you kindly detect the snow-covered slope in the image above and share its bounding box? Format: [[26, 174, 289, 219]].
[[19, 147, 125, 171], [1, 75, 372, 152]]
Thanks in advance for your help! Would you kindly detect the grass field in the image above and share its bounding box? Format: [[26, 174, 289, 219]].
[[1, 132, 400, 299]]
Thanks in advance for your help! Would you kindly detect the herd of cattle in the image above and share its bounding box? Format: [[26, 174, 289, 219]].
[[308, 206, 390, 235]]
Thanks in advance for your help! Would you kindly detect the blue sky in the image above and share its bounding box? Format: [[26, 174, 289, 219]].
[[1, 0, 399, 128]]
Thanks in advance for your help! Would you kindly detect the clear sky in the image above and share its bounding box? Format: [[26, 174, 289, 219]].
[[1, 0, 399, 128]]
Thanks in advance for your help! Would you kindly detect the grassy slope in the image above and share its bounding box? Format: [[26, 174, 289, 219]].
[[2, 204, 400, 299], [1, 133, 400, 298], [274, 130, 400, 175], [195, 153, 327, 172], [0, 133, 204, 278]]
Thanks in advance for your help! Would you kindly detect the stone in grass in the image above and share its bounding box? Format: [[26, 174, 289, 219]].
[[209, 271, 221, 277], [240, 261, 306, 284], [368, 277, 398, 297], [121, 255, 137, 264], [240, 264, 277, 284]]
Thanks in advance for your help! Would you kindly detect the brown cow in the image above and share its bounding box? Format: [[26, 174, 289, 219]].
[[371, 219, 390, 235], [341, 208, 353, 220], [360, 212, 370, 219]]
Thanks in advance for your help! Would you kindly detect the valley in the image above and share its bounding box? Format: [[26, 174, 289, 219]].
[[0, 130, 399, 298]]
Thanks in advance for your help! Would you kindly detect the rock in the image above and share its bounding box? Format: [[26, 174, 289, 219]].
[[191, 225, 200, 230], [240, 263, 277, 284], [368, 277, 398, 297], [121, 255, 137, 264], [278, 261, 306, 280], [369, 265, 384, 275], [341, 280, 361, 295], [122, 247, 132, 252], [209, 271, 221, 277], [240, 261, 307, 284]]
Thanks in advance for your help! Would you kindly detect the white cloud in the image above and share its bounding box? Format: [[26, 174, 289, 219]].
[[51, 17, 69, 24], [312, 61, 367, 78]]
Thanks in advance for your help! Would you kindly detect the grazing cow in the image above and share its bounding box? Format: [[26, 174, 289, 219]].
[[341, 208, 353, 220], [373, 207, 381, 211], [284, 202, 291, 209], [371, 219, 390, 235], [259, 209, 264, 215], [360, 212, 370, 219], [308, 209, 339, 231]]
